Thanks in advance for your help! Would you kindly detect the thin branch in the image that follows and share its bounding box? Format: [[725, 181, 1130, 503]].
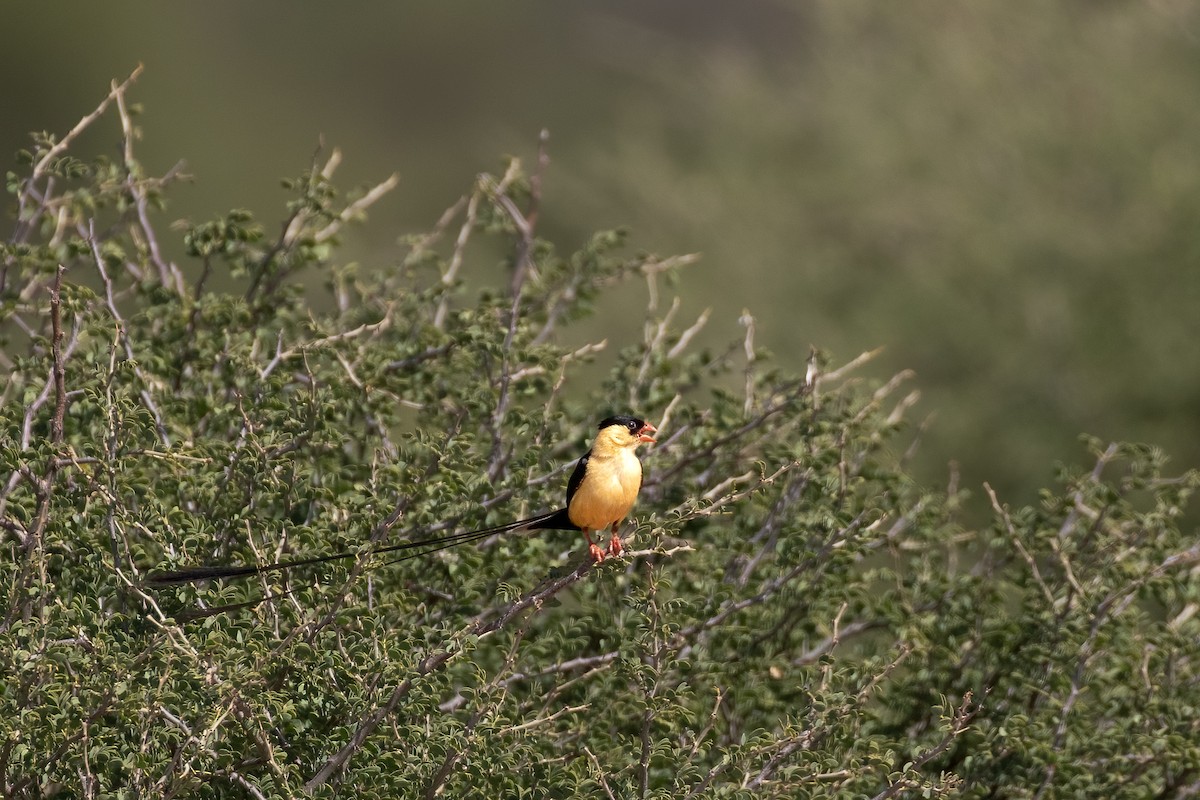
[[868, 692, 979, 800], [792, 618, 879, 667], [31, 65, 144, 182], [89, 223, 172, 445], [0, 304, 82, 534], [3, 266, 70, 627], [642, 253, 700, 314], [506, 703, 588, 734], [739, 309, 756, 415], [423, 614, 536, 800], [405, 195, 468, 266], [744, 732, 815, 790], [500, 651, 620, 689], [112, 70, 185, 293], [49, 264, 67, 444], [433, 185, 483, 330], [483, 158, 532, 483], [821, 347, 884, 384], [507, 129, 550, 297], [1058, 442, 1119, 540], [985, 482, 1055, 608], [583, 746, 619, 800], [262, 311, 393, 379], [314, 172, 400, 244]]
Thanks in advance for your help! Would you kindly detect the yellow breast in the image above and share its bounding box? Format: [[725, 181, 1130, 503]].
[[568, 449, 642, 531]]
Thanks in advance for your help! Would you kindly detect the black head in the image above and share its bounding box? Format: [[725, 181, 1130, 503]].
[[597, 415, 657, 443], [597, 415, 645, 434]]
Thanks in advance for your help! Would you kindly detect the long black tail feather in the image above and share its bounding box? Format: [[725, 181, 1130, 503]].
[[147, 507, 578, 587], [166, 511, 581, 621]]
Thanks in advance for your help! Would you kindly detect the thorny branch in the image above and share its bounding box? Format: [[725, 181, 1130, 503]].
[[481, 155, 538, 484], [89, 223, 172, 446], [48, 266, 67, 446], [3, 265, 71, 628], [302, 544, 689, 792], [112, 68, 185, 294]]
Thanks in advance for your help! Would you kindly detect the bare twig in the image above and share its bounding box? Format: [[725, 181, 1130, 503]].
[[642, 253, 700, 314], [986, 483, 1055, 607], [583, 746, 619, 800], [739, 309, 756, 415], [31, 65, 144, 183], [405, 195, 468, 267], [89, 223, 172, 445], [669, 307, 711, 360], [49, 265, 67, 444], [1058, 442, 1119, 540], [509, 128, 550, 297], [433, 184, 483, 330], [500, 651, 620, 689], [3, 266, 71, 627], [793, 618, 879, 667], [483, 158, 535, 483], [822, 348, 884, 384], [112, 70, 185, 293], [744, 732, 815, 790], [261, 311, 393, 380], [314, 172, 400, 244]]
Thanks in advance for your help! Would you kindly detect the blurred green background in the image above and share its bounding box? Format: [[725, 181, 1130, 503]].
[[5, 2, 1199, 515]]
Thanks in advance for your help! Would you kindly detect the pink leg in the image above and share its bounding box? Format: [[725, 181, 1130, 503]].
[[606, 521, 623, 558], [584, 528, 605, 562]]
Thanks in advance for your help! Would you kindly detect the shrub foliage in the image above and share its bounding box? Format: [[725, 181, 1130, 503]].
[[3, 74, 1199, 799]]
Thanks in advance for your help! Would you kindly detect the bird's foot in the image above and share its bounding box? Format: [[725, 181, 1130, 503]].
[[588, 542, 606, 563], [606, 532, 623, 558]]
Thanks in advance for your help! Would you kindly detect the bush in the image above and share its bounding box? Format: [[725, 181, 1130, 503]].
[[3, 72, 1199, 799]]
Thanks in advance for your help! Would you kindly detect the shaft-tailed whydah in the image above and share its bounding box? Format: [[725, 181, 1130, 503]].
[[147, 416, 657, 587]]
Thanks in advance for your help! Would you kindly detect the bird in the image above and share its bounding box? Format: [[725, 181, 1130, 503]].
[[554, 414, 658, 562], [146, 415, 657, 587]]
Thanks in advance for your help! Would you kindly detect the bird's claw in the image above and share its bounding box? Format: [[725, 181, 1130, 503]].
[[606, 533, 623, 558], [588, 542, 606, 563]]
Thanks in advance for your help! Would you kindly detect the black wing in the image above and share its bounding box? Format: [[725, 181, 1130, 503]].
[[565, 450, 590, 507]]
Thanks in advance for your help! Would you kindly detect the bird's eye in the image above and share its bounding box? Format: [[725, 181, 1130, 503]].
[[628, 421, 638, 432]]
